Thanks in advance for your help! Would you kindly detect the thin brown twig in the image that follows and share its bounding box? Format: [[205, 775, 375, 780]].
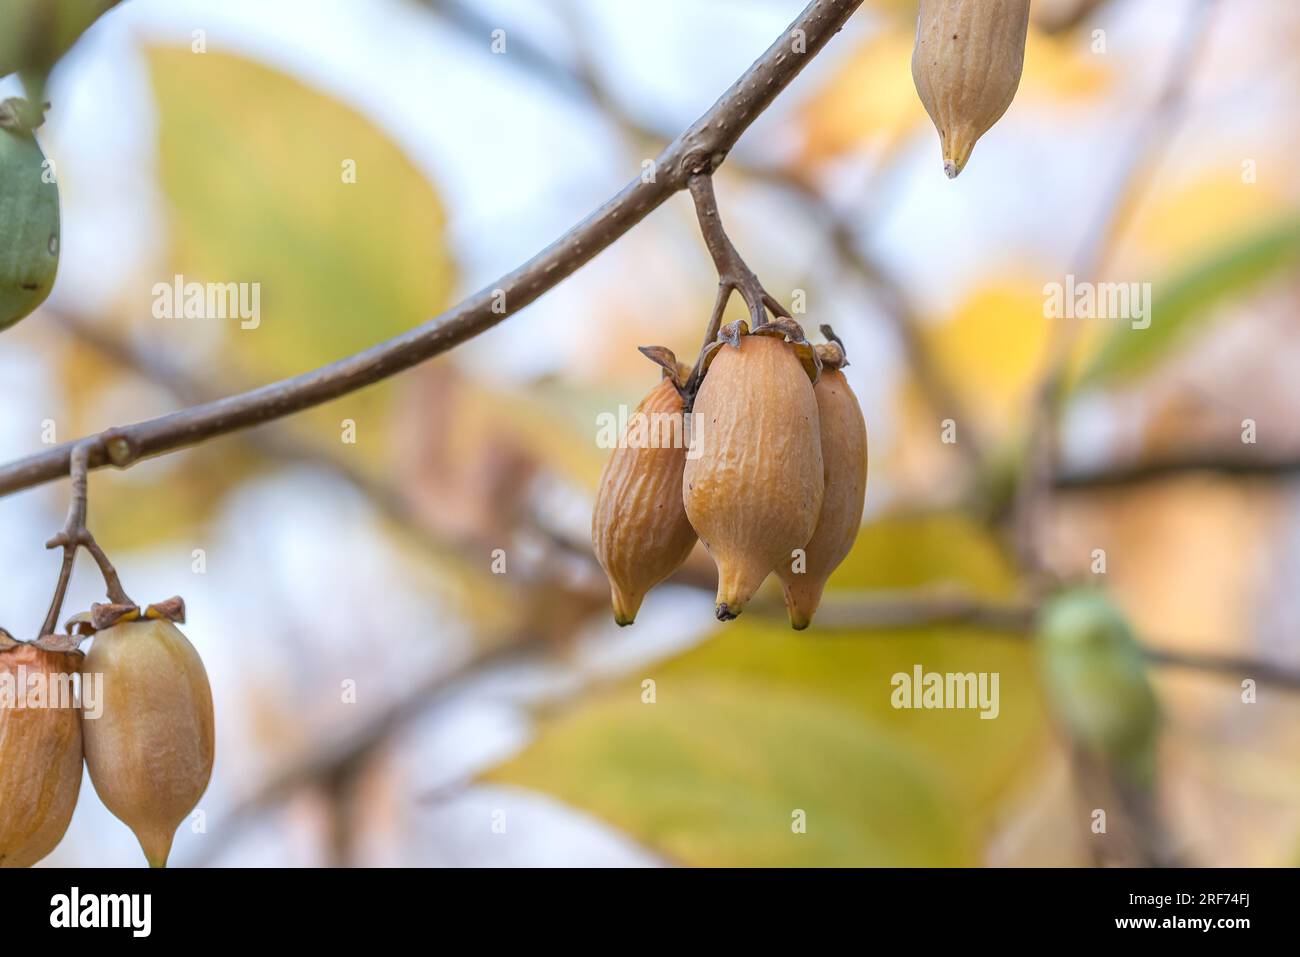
[[38, 440, 132, 637], [1053, 448, 1300, 490], [0, 0, 867, 499], [778, 588, 1300, 690], [682, 174, 793, 396]]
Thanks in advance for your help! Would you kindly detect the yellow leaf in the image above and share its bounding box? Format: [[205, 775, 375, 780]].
[[144, 47, 456, 454], [922, 279, 1053, 431], [490, 516, 1051, 864], [1115, 169, 1289, 277]]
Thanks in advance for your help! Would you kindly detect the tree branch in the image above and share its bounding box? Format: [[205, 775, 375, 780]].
[[1053, 449, 1300, 490], [0, 0, 866, 499]]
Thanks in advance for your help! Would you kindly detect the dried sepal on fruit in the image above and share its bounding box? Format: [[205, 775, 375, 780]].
[[684, 319, 825, 621], [911, 0, 1031, 178], [776, 328, 868, 630], [0, 99, 60, 332], [592, 347, 699, 625], [78, 598, 214, 868], [0, 635, 84, 868]]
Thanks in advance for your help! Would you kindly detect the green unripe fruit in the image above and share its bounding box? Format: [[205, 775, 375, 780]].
[[0, 123, 60, 332], [0, 0, 120, 84], [1038, 589, 1159, 786]]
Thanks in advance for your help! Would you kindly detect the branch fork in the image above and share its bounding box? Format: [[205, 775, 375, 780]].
[[38, 441, 133, 639]]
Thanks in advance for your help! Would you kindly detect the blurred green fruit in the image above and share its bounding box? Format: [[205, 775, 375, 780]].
[[1037, 589, 1159, 786], [0, 0, 120, 85], [0, 121, 60, 331]]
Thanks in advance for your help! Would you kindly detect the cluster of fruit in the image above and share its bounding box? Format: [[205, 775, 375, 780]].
[[593, 319, 868, 630], [0, 602, 214, 868]]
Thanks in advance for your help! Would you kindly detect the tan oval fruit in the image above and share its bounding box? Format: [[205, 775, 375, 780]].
[[776, 346, 867, 630], [684, 327, 824, 620], [911, 0, 1031, 178], [81, 618, 214, 868], [592, 363, 698, 625], [0, 642, 83, 868]]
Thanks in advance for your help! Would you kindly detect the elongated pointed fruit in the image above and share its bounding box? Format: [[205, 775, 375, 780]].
[[592, 349, 699, 625], [0, 636, 83, 867], [776, 333, 867, 630], [80, 605, 214, 867], [683, 320, 824, 621], [911, 0, 1031, 178]]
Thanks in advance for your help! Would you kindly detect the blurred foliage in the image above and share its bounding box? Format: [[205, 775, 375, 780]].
[[0, 0, 119, 94], [491, 514, 1051, 866], [1082, 216, 1300, 385], [148, 45, 455, 437], [61, 46, 459, 549], [919, 280, 1054, 435]]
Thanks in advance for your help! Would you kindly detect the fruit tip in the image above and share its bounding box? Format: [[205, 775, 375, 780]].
[[715, 603, 739, 622], [943, 160, 961, 179]]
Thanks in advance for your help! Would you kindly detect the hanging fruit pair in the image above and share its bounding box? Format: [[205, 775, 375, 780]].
[[0, 599, 214, 868], [592, 319, 867, 630], [0, 98, 60, 332], [911, 0, 1031, 178]]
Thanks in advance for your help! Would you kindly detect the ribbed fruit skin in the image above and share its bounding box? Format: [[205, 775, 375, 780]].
[[592, 377, 698, 625], [683, 334, 824, 619], [776, 369, 868, 630], [0, 645, 83, 868], [911, 0, 1031, 177], [81, 620, 214, 868]]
